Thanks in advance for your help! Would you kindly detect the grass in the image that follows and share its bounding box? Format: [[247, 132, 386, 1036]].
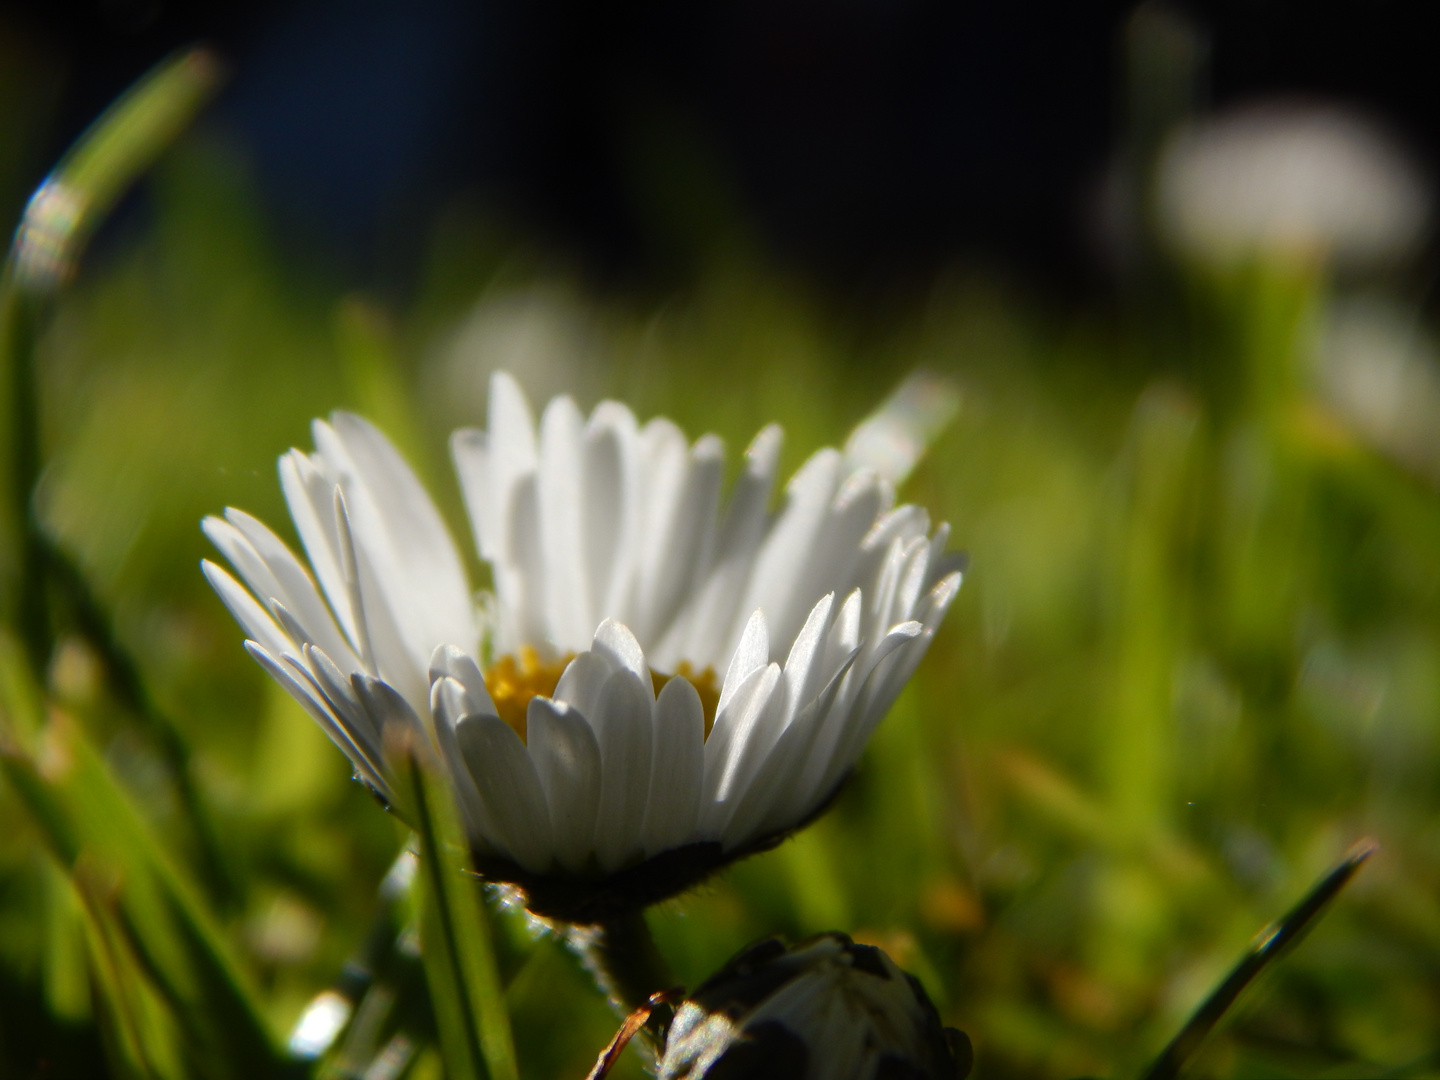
[[3, 72, 1440, 1079]]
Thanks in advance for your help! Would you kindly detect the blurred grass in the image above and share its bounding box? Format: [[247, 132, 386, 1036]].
[[2, 112, 1440, 1080]]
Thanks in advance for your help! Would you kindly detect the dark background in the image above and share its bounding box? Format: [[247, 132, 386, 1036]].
[[2, 0, 1435, 292]]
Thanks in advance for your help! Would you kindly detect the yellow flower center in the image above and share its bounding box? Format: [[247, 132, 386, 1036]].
[[485, 646, 720, 742]]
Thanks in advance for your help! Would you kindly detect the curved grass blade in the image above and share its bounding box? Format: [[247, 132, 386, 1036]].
[[0, 44, 237, 910], [386, 726, 519, 1080], [8, 46, 224, 295], [1140, 840, 1377, 1080]]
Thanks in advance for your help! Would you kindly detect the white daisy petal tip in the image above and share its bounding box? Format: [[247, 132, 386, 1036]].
[[204, 373, 963, 921]]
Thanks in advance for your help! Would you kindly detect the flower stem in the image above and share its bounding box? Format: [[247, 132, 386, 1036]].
[[571, 909, 678, 1047]]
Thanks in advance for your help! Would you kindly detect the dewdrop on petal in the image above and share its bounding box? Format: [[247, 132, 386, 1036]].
[[203, 372, 961, 921], [656, 933, 972, 1080]]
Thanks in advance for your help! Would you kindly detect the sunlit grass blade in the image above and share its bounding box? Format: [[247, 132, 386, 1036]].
[[4, 47, 223, 565], [1139, 841, 1377, 1080], [8, 46, 224, 294], [72, 857, 188, 1080], [0, 653, 296, 1080], [0, 45, 237, 911], [387, 727, 519, 1080]]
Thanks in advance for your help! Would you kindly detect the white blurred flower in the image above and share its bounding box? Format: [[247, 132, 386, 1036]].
[[1315, 295, 1440, 478], [423, 285, 603, 433], [204, 373, 960, 917], [657, 933, 971, 1080], [1155, 100, 1431, 270]]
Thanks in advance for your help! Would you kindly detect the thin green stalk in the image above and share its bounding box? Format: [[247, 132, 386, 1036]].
[[1139, 841, 1376, 1080], [389, 730, 517, 1080], [1, 282, 47, 672], [41, 536, 240, 907], [0, 46, 235, 908]]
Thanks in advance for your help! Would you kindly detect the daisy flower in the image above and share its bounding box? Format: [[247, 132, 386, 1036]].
[[203, 373, 961, 920], [1155, 101, 1430, 271], [656, 933, 972, 1080]]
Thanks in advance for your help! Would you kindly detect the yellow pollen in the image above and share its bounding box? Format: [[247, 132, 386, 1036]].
[[485, 647, 573, 741], [483, 648, 721, 742]]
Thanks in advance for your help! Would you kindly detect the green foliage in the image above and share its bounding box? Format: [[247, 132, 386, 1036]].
[[3, 53, 1440, 1080]]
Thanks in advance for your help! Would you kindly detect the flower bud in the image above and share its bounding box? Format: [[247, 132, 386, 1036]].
[[658, 933, 971, 1080]]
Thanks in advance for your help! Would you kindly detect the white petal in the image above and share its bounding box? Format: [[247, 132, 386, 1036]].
[[669, 424, 782, 669], [202, 561, 291, 659], [245, 641, 389, 796], [855, 624, 930, 725], [266, 600, 313, 653], [453, 371, 538, 563], [351, 673, 426, 744], [779, 647, 861, 824], [705, 598, 832, 816], [842, 369, 960, 486], [925, 520, 952, 578], [820, 623, 925, 793], [583, 401, 642, 624], [216, 509, 357, 668], [322, 412, 475, 662], [592, 619, 648, 683], [553, 651, 616, 720], [426, 680, 497, 849], [865, 503, 931, 550], [302, 644, 376, 746], [751, 470, 888, 657], [285, 665, 387, 786], [891, 535, 933, 626], [633, 426, 724, 648], [716, 608, 770, 717], [526, 698, 603, 873], [641, 676, 704, 856], [588, 669, 655, 872], [719, 699, 820, 849], [704, 661, 782, 819], [430, 675, 475, 732], [279, 450, 355, 646], [331, 489, 375, 673], [779, 592, 835, 729], [489, 372, 540, 484], [821, 589, 863, 678], [455, 714, 554, 873], [864, 534, 914, 642], [451, 427, 492, 552], [428, 645, 499, 720], [337, 491, 426, 711], [731, 448, 842, 653], [912, 570, 962, 638], [538, 394, 591, 649]]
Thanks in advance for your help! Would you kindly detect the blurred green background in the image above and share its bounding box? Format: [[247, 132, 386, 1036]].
[[5, 7, 1440, 1080]]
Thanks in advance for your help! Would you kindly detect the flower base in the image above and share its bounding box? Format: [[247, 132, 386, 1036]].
[[470, 777, 849, 923]]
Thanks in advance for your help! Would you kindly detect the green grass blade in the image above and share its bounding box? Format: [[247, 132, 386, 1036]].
[[388, 729, 518, 1080], [71, 860, 187, 1080], [1139, 841, 1377, 1080], [8, 46, 224, 295], [0, 655, 296, 1080], [1, 45, 237, 909]]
